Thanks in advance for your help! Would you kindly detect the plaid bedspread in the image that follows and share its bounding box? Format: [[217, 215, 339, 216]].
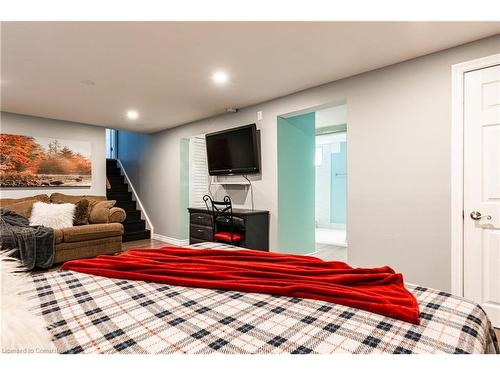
[[27, 242, 499, 354]]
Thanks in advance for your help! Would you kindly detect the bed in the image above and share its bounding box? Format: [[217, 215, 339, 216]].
[[27, 242, 499, 354]]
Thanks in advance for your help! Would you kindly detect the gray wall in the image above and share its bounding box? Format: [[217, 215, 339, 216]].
[[0, 112, 106, 197], [118, 35, 500, 291]]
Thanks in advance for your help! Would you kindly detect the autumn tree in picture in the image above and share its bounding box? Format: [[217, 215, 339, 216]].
[[0, 134, 92, 187]]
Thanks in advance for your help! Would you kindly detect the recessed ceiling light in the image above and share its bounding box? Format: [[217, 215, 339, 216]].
[[126, 110, 139, 120], [212, 70, 229, 85], [80, 79, 95, 86]]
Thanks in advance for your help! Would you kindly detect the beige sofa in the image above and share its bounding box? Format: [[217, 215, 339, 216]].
[[0, 193, 126, 264]]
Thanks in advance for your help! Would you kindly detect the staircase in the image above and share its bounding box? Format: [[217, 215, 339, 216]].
[[106, 159, 151, 242]]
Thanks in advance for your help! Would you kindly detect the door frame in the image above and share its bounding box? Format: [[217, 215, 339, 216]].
[[450, 53, 500, 296]]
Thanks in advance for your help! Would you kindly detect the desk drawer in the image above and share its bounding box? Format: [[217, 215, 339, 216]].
[[190, 213, 212, 227], [190, 224, 213, 241]]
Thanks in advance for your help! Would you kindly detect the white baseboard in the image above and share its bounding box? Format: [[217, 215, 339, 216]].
[[152, 234, 189, 247]]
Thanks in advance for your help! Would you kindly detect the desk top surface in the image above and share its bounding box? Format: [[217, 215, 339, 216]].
[[188, 207, 269, 216]]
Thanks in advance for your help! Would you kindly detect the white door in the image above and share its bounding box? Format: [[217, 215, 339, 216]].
[[463, 64, 500, 328]]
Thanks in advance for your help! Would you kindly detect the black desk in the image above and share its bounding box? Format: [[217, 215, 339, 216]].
[[187, 207, 270, 251]]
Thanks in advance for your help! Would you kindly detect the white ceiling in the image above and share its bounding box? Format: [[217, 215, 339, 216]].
[[1, 22, 499, 133]]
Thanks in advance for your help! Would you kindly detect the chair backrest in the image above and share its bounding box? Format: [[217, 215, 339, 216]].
[[202, 195, 235, 235]]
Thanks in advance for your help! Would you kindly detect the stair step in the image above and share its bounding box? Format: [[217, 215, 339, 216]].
[[115, 200, 137, 211], [123, 213, 141, 223], [106, 170, 122, 177], [108, 182, 126, 190], [123, 229, 151, 242], [123, 220, 146, 232], [106, 160, 148, 242], [107, 191, 132, 201], [106, 172, 125, 182], [108, 183, 129, 192], [124, 210, 142, 222]]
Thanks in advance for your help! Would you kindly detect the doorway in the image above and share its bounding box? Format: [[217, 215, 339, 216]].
[[106, 129, 117, 159], [277, 104, 348, 260], [315, 105, 347, 260]]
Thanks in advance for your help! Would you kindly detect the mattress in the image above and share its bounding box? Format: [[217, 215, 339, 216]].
[[27, 242, 499, 354]]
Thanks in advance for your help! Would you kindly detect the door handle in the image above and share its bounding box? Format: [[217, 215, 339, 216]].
[[470, 211, 492, 221]]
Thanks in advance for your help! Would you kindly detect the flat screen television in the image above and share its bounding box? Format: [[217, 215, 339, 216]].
[[205, 123, 260, 176]]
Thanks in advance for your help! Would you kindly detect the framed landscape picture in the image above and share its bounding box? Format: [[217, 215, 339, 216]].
[[0, 134, 92, 187]]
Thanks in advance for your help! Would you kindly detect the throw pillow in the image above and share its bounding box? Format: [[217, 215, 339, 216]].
[[88, 200, 116, 224], [29, 202, 76, 229], [73, 199, 90, 225], [2, 199, 38, 218]]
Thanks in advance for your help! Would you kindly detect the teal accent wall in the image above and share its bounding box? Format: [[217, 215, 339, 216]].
[[179, 138, 190, 239], [330, 140, 347, 224], [277, 112, 315, 254]]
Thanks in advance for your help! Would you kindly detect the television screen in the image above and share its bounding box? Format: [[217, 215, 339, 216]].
[[205, 124, 260, 176]]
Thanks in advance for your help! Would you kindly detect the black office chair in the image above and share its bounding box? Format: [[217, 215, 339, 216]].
[[203, 195, 244, 245]]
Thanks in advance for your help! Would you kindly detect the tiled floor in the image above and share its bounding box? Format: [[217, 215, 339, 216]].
[[314, 227, 348, 262], [316, 227, 347, 246], [313, 244, 347, 262]]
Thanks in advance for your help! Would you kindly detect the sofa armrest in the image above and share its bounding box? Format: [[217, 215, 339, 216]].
[[109, 207, 126, 223]]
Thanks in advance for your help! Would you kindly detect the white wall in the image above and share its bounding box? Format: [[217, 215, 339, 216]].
[[118, 35, 500, 291], [0, 112, 106, 198], [115, 130, 150, 199]]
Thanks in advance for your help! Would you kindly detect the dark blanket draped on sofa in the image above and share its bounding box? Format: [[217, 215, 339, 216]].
[[0, 209, 54, 270], [61, 246, 420, 324]]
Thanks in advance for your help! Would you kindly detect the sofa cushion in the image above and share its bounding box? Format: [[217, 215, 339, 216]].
[[0, 194, 50, 206], [54, 229, 64, 244], [109, 207, 126, 223], [1, 199, 38, 218], [50, 193, 107, 204], [61, 223, 124, 243], [89, 200, 116, 224]]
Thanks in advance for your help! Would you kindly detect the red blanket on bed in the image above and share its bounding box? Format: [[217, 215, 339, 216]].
[[60, 247, 420, 324]]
